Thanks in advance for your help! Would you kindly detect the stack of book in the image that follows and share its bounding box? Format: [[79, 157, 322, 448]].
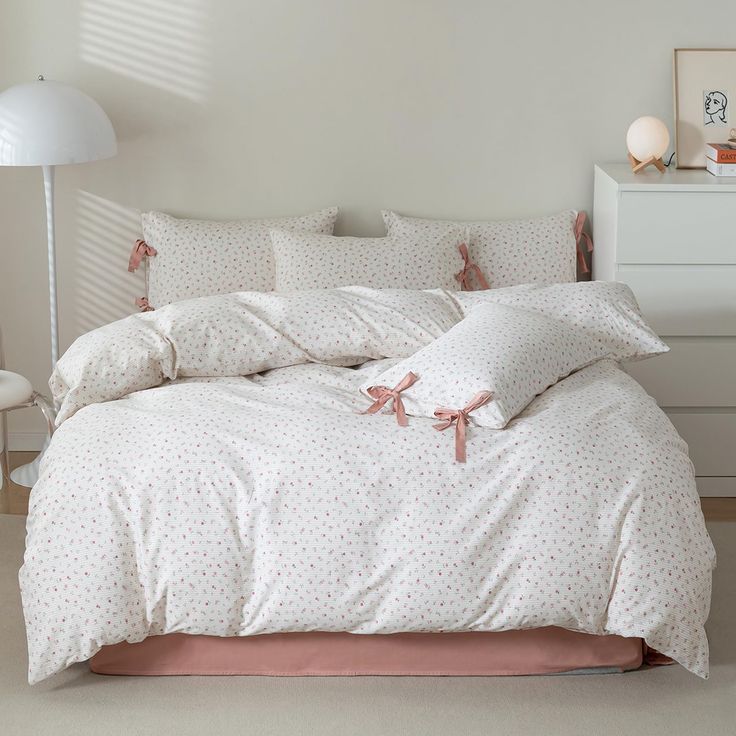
[[705, 142, 736, 176]]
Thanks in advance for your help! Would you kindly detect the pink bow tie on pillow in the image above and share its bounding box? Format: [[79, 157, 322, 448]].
[[128, 239, 157, 273], [135, 296, 154, 312], [574, 212, 593, 274], [364, 372, 419, 426], [433, 391, 493, 462], [455, 243, 490, 291]]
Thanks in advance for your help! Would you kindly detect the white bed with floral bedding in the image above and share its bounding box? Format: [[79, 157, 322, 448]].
[[19, 282, 715, 683]]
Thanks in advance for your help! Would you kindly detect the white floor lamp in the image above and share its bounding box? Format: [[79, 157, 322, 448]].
[[0, 76, 117, 486]]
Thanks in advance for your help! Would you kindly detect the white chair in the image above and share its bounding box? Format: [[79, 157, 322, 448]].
[[0, 327, 55, 496]]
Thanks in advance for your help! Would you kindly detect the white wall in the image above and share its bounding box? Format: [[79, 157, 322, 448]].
[[1, 0, 733, 444]]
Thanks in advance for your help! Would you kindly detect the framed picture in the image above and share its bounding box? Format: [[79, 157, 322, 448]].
[[674, 48, 736, 169]]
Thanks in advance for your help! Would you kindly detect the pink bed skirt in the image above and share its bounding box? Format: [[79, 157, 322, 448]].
[[89, 628, 647, 676]]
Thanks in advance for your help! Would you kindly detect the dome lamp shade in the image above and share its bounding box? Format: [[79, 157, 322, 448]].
[[0, 77, 117, 166]]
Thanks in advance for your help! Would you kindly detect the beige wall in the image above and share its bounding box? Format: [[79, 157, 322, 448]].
[[0, 0, 733, 445]]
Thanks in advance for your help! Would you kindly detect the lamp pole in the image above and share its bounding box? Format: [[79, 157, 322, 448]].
[[42, 164, 59, 367]]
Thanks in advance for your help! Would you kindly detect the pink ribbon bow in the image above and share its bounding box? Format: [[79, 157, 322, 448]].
[[573, 212, 594, 275], [433, 391, 493, 463], [128, 239, 157, 273], [135, 296, 154, 312], [455, 243, 490, 291], [364, 372, 419, 426]]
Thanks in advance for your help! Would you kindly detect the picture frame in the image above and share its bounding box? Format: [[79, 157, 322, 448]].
[[673, 48, 736, 169]]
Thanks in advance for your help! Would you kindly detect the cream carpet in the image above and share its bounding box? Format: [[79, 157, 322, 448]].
[[0, 515, 733, 736]]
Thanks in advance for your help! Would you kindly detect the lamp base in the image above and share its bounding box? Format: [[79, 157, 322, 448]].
[[628, 152, 666, 174], [9, 434, 50, 488], [9, 452, 43, 488]]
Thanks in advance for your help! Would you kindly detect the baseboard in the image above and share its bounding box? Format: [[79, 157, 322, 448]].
[[6, 432, 46, 452], [696, 477, 736, 498]]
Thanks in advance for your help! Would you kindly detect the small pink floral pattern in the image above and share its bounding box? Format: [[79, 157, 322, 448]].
[[50, 287, 463, 424], [364, 302, 619, 430], [452, 280, 669, 363], [142, 208, 338, 307], [21, 283, 714, 684], [383, 209, 577, 288], [270, 229, 463, 291]]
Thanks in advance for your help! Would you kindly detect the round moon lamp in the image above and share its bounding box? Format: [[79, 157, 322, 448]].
[[626, 116, 670, 173]]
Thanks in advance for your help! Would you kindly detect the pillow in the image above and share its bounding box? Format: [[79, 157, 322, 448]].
[[140, 207, 338, 307], [453, 280, 668, 363], [270, 229, 463, 291], [382, 209, 577, 289], [361, 302, 611, 441]]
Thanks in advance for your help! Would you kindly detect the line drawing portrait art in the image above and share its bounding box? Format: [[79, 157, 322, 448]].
[[704, 90, 729, 126]]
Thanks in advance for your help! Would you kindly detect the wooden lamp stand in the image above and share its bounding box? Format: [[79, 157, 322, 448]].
[[628, 152, 666, 173]]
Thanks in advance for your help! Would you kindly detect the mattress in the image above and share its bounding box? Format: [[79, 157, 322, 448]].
[[90, 629, 646, 677]]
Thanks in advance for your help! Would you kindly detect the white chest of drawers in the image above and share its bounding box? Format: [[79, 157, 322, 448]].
[[593, 163, 736, 497]]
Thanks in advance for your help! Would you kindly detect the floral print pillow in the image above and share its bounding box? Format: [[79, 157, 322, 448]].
[[270, 228, 464, 291], [382, 209, 578, 288], [362, 301, 614, 430], [141, 207, 338, 308]]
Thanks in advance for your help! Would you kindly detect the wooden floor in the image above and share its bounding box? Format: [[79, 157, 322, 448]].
[[3, 451, 736, 520], [2, 451, 38, 515]]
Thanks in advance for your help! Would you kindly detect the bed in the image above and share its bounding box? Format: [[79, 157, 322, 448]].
[[18, 211, 715, 684]]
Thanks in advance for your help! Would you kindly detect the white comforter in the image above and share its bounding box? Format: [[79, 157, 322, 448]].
[[20, 284, 716, 683]]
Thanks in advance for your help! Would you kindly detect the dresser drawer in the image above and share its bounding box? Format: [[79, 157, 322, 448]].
[[666, 411, 736, 476], [617, 265, 736, 335], [626, 338, 736, 407], [618, 192, 736, 264]]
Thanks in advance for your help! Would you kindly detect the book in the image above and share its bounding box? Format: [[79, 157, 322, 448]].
[[705, 142, 736, 163], [705, 157, 736, 176]]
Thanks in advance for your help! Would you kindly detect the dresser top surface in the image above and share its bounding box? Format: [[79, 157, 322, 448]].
[[596, 163, 736, 192]]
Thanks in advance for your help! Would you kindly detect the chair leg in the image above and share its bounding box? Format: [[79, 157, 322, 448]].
[[32, 393, 56, 439]]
